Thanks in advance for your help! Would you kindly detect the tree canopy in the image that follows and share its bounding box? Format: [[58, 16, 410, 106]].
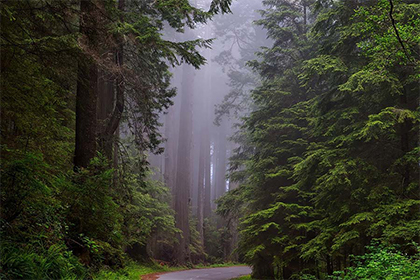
[[221, 0, 420, 278]]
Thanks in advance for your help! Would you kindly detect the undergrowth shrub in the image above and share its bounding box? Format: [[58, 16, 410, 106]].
[[331, 242, 420, 280], [0, 242, 86, 280]]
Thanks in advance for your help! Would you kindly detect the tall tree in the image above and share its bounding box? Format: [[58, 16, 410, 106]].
[[174, 62, 195, 264], [164, 105, 178, 195], [98, 0, 125, 161], [97, 70, 115, 159], [214, 120, 228, 201], [223, 0, 419, 278], [196, 125, 206, 244], [203, 126, 212, 219], [233, 0, 317, 278], [74, 0, 100, 168], [0, 0, 235, 277]]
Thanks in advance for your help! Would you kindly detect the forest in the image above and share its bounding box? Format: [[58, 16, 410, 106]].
[[1, 0, 419, 279]]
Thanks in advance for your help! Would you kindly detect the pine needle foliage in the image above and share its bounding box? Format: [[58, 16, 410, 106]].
[[220, 0, 420, 278]]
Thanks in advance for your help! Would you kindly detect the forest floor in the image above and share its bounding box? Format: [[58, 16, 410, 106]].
[[93, 262, 246, 280]]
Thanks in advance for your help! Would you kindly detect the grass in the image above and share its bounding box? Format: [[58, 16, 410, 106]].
[[93, 262, 183, 280], [194, 262, 247, 269], [93, 261, 249, 280], [231, 275, 252, 280]]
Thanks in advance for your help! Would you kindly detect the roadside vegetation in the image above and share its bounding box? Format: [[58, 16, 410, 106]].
[[93, 262, 180, 280]]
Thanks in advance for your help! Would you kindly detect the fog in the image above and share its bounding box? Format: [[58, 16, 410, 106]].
[[147, 0, 270, 218]]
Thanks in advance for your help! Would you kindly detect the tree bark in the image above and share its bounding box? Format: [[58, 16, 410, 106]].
[[203, 35, 213, 219], [103, 42, 124, 138], [164, 104, 178, 206], [98, 0, 125, 160], [74, 0, 99, 168], [174, 63, 194, 264], [252, 254, 275, 279], [215, 120, 227, 201], [196, 126, 206, 244], [97, 70, 115, 159], [203, 133, 211, 218]]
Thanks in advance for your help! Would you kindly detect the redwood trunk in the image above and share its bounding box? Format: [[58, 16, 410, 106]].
[[174, 63, 194, 264], [98, 0, 125, 160], [74, 0, 99, 168], [203, 135, 211, 218], [196, 126, 206, 244], [215, 121, 227, 200], [164, 104, 177, 201], [97, 70, 114, 159]]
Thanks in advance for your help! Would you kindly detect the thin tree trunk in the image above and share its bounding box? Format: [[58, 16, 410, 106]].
[[400, 88, 411, 189], [204, 135, 211, 218], [164, 105, 177, 203], [326, 254, 333, 275], [215, 120, 227, 200], [203, 32, 212, 219], [229, 219, 238, 261], [191, 131, 200, 215], [196, 126, 206, 245], [113, 125, 119, 187]]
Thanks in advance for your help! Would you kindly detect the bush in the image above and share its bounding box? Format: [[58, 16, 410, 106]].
[[331, 243, 420, 280], [0, 147, 178, 278], [0, 242, 86, 280]]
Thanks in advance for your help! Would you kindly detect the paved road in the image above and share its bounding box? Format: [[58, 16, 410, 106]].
[[157, 266, 252, 280]]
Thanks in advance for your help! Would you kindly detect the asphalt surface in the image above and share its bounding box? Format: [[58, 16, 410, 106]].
[[157, 266, 252, 280]]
